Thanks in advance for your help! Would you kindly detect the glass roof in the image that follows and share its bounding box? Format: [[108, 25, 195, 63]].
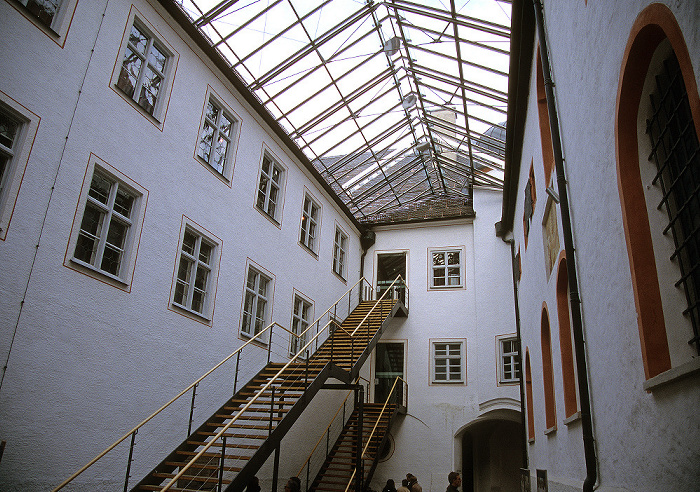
[[175, 0, 511, 223]]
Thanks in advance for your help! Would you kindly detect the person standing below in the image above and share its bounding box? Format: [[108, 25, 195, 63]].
[[406, 473, 422, 492], [382, 479, 397, 492], [397, 478, 411, 492], [446, 472, 461, 492]]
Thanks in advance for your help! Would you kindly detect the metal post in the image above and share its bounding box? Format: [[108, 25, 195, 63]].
[[188, 383, 198, 436], [123, 430, 137, 492], [355, 387, 364, 492], [272, 444, 280, 492], [305, 354, 309, 388], [269, 387, 275, 436], [233, 351, 241, 395], [218, 436, 226, 492], [268, 325, 273, 364]]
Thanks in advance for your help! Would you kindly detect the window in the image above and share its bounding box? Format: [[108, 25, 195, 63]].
[[541, 307, 557, 432], [256, 153, 284, 222], [523, 165, 536, 247], [499, 336, 521, 383], [8, 0, 78, 45], [333, 226, 348, 279], [430, 249, 463, 288], [113, 15, 176, 123], [290, 295, 312, 356], [196, 92, 238, 179], [431, 339, 465, 383], [242, 266, 272, 338], [67, 156, 147, 289], [73, 171, 137, 278], [172, 227, 218, 317], [0, 94, 39, 240], [299, 193, 320, 254], [16, 0, 61, 27]]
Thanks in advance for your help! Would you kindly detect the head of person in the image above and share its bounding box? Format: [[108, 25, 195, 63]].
[[402, 479, 409, 488], [407, 473, 416, 484], [448, 472, 461, 487], [285, 477, 301, 492], [386, 479, 395, 488]]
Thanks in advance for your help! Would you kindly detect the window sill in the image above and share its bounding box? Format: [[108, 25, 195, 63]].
[[332, 269, 347, 284], [643, 357, 700, 392], [171, 303, 212, 324], [429, 284, 463, 290], [564, 412, 581, 425], [255, 206, 282, 229], [544, 425, 557, 435], [299, 241, 319, 259], [239, 330, 269, 346], [197, 157, 232, 185], [69, 258, 130, 290]]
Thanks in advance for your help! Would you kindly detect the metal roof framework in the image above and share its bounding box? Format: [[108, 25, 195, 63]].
[[175, 0, 511, 223]]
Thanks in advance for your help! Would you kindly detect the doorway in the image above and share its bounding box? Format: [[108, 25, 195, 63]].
[[374, 342, 405, 405], [376, 252, 407, 303]]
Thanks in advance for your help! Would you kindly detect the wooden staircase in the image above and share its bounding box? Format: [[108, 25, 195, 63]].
[[309, 403, 401, 492], [131, 299, 402, 492]]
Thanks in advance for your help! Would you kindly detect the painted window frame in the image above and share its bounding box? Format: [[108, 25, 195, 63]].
[[497, 335, 521, 384], [430, 338, 466, 384], [111, 10, 178, 128], [299, 191, 321, 255], [195, 88, 240, 182], [429, 246, 465, 289], [255, 150, 285, 224], [333, 224, 348, 280], [290, 293, 313, 357], [7, 0, 78, 46], [170, 219, 220, 321], [0, 92, 39, 240], [65, 155, 148, 291], [240, 262, 274, 342]]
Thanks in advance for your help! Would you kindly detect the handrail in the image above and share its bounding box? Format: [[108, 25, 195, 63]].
[[343, 376, 407, 492], [161, 318, 340, 491], [52, 320, 285, 491], [54, 277, 368, 491], [349, 274, 406, 337]]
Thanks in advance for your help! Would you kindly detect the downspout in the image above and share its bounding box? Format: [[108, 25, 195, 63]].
[[506, 237, 528, 469], [532, 1, 597, 491]]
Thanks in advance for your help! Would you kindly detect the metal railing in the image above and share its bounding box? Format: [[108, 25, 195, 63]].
[[53, 275, 408, 491]]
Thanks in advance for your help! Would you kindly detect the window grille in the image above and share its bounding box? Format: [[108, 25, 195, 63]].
[[646, 52, 700, 354]]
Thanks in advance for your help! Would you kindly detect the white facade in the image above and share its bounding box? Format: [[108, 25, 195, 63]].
[[0, 1, 520, 491], [502, 1, 700, 491]]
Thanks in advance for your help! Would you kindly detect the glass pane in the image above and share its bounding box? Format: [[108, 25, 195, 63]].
[[0, 155, 8, 186], [25, 0, 58, 27], [177, 257, 191, 282], [114, 186, 134, 218], [75, 231, 99, 265], [78, 202, 103, 238], [212, 136, 228, 173], [89, 174, 112, 204], [0, 112, 19, 149], [220, 114, 232, 136], [105, 219, 127, 250], [182, 231, 197, 256], [198, 122, 215, 162], [261, 156, 270, 175], [205, 101, 218, 122], [199, 241, 212, 264], [128, 25, 148, 55], [271, 165, 281, 183], [257, 175, 269, 209], [174, 279, 187, 305], [117, 50, 141, 98], [447, 251, 460, 265], [246, 270, 257, 290], [194, 265, 208, 290], [258, 276, 268, 296], [191, 289, 204, 313], [148, 44, 167, 73], [433, 252, 445, 266], [101, 243, 122, 275], [138, 68, 161, 114]]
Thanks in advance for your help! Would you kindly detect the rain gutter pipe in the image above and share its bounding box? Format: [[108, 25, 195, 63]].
[[532, 1, 597, 490]]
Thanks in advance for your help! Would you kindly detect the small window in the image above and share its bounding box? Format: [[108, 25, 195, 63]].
[[256, 153, 284, 222], [16, 0, 62, 28], [0, 94, 39, 240], [430, 249, 463, 288], [242, 266, 272, 339], [499, 336, 521, 383], [196, 92, 239, 180], [333, 226, 348, 279], [172, 226, 218, 318], [9, 0, 78, 42], [290, 295, 312, 356], [523, 165, 536, 247], [300, 193, 321, 254], [431, 339, 465, 383], [67, 157, 147, 289], [112, 13, 177, 125]]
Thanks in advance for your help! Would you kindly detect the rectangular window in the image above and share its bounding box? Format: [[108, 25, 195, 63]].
[[431, 340, 465, 383], [256, 153, 283, 222], [116, 19, 170, 117], [17, 0, 61, 28], [431, 249, 463, 288], [173, 228, 216, 316], [242, 266, 271, 338], [73, 171, 137, 279], [333, 226, 348, 279], [290, 295, 312, 356], [197, 94, 238, 179], [499, 337, 521, 383], [300, 194, 320, 254], [0, 111, 21, 205]]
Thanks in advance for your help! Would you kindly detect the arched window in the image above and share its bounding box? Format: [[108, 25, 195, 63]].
[[616, 4, 700, 379], [556, 256, 578, 418], [525, 349, 535, 441], [536, 46, 555, 186], [541, 306, 556, 431]]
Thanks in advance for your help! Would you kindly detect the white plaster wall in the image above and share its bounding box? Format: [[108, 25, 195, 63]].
[[0, 0, 363, 489], [510, 1, 700, 491], [363, 189, 519, 492]]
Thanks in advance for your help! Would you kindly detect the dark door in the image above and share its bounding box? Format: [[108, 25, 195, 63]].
[[374, 342, 404, 404]]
